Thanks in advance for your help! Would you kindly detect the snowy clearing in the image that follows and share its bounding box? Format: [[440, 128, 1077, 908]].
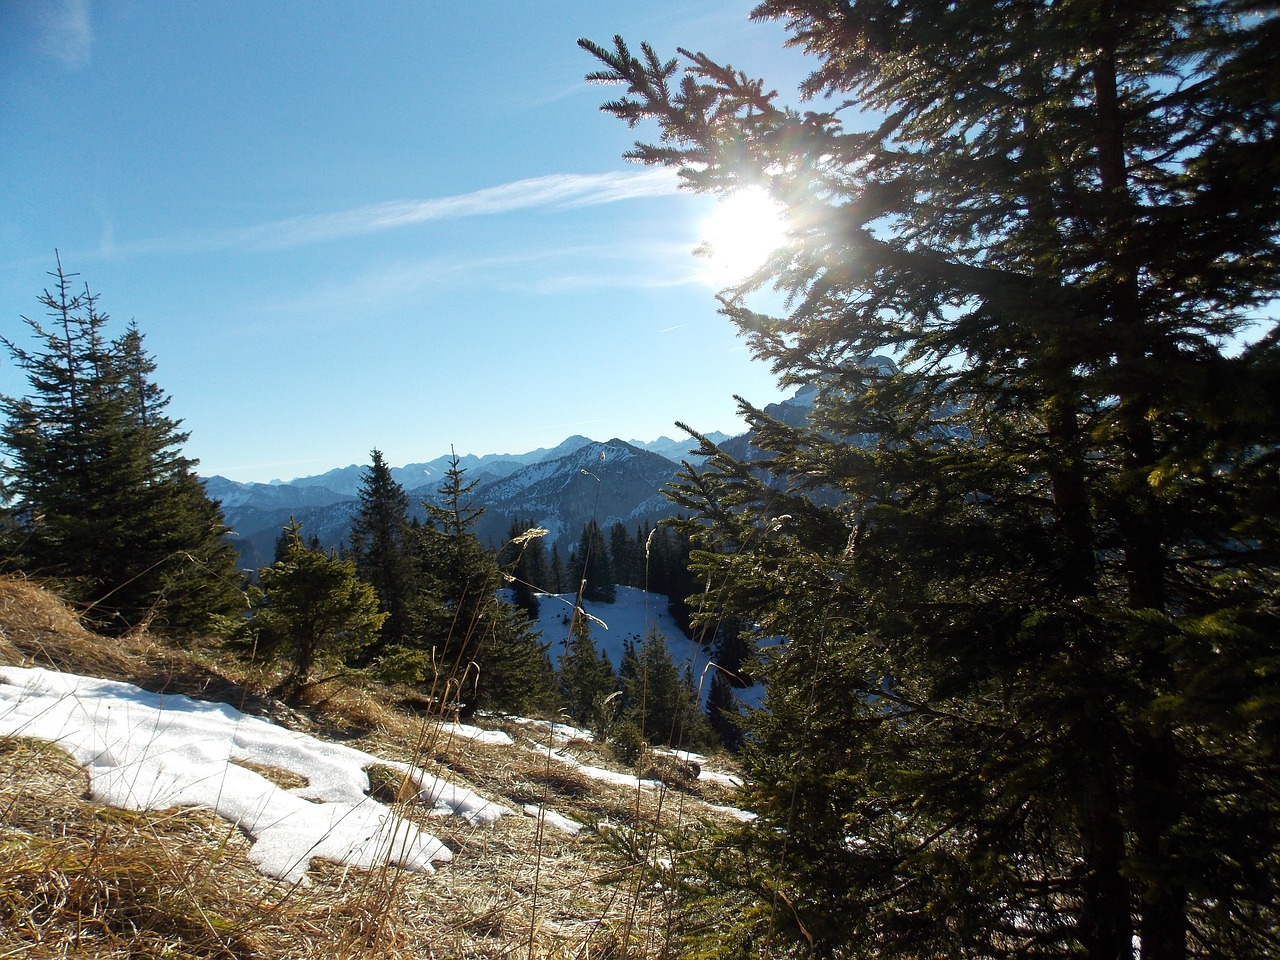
[[535, 586, 714, 686]]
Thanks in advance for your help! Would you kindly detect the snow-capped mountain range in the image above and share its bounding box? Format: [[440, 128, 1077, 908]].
[[204, 389, 823, 571]]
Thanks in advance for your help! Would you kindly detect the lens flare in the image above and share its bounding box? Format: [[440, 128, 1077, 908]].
[[698, 186, 788, 286]]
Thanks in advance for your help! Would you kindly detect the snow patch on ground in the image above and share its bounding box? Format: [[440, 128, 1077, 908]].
[[705, 803, 757, 822], [522, 803, 584, 836], [659, 747, 743, 788], [438, 721, 515, 747], [507, 716, 595, 745], [0, 666, 506, 884], [698, 769, 744, 788], [525, 741, 662, 791]]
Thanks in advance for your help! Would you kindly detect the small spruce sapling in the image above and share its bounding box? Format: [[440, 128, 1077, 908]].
[[243, 521, 386, 699]]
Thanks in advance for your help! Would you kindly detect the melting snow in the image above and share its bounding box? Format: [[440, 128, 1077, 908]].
[[526, 741, 662, 791], [522, 803, 584, 835], [508, 716, 595, 745], [438, 721, 515, 747], [0, 666, 507, 884]]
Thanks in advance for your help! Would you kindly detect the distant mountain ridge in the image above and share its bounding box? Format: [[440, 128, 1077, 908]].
[[268, 435, 602, 499], [470, 438, 689, 555], [206, 431, 742, 570], [203, 386, 831, 571]]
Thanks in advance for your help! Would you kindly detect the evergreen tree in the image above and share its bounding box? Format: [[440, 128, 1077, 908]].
[[548, 543, 567, 594], [0, 259, 242, 634], [112, 322, 242, 634], [416, 454, 554, 716], [617, 636, 642, 709], [703, 669, 744, 752], [608, 520, 639, 588], [498, 516, 549, 618], [633, 523, 651, 585], [645, 524, 676, 597], [704, 619, 754, 750], [587, 6, 1280, 960], [568, 519, 616, 603], [272, 526, 294, 564], [348, 448, 417, 656], [480, 603, 558, 717], [416, 453, 495, 692], [663, 524, 702, 639], [620, 628, 713, 749], [641, 522, 702, 638], [559, 608, 618, 735], [243, 521, 385, 698], [149, 469, 246, 636]]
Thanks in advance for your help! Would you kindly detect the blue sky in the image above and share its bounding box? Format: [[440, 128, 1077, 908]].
[[1, 1, 811, 483]]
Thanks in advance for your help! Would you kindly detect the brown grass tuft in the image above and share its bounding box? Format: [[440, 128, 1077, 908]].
[[0, 574, 136, 677]]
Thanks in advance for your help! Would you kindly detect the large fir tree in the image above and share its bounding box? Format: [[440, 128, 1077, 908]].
[[1, 259, 242, 634], [348, 448, 417, 657], [586, 5, 1279, 959], [416, 454, 554, 716]]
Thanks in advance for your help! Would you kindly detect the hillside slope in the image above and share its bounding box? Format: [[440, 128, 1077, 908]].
[[0, 576, 746, 960]]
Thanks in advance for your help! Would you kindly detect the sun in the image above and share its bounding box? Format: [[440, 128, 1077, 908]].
[[698, 186, 789, 286]]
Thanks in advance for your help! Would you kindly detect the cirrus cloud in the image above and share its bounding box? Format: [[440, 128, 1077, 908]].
[[238, 168, 684, 249], [35, 0, 92, 69]]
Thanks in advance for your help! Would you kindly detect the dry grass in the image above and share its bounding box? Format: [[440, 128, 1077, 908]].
[[0, 576, 743, 959], [0, 574, 139, 678]]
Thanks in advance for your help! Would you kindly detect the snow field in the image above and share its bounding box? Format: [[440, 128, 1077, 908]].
[[0, 657, 753, 885], [0, 666, 505, 884]]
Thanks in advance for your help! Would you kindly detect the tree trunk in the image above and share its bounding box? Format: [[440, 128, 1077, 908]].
[[1079, 759, 1134, 960], [1133, 728, 1187, 960], [1090, 8, 1185, 958]]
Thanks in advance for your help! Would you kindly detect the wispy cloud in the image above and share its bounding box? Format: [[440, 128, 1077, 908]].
[[36, 0, 92, 69], [78, 169, 686, 262], [530, 268, 699, 295], [236, 169, 683, 250], [246, 236, 700, 327]]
